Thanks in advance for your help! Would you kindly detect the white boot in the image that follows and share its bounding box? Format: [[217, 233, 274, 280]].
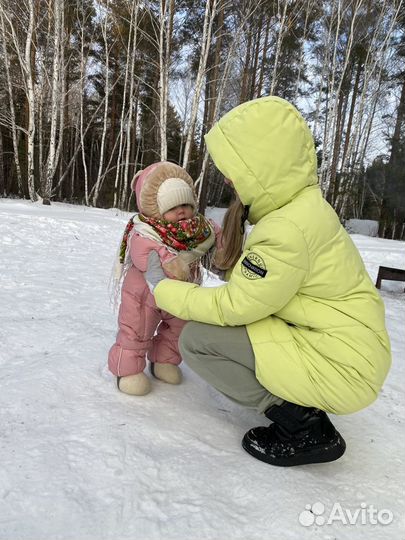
[[151, 363, 182, 385], [117, 373, 151, 396]]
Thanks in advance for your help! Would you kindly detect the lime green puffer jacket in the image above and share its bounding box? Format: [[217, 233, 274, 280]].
[[154, 96, 391, 414]]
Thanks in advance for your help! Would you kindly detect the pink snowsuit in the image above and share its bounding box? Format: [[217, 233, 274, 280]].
[[108, 235, 188, 377], [108, 163, 221, 378]]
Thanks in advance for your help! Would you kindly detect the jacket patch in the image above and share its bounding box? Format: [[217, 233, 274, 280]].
[[241, 253, 267, 279]]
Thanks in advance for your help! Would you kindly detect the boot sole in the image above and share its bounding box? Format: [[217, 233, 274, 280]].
[[241, 433, 346, 467]]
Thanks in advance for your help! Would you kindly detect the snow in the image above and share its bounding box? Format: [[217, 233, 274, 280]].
[[0, 198, 404, 540], [345, 219, 379, 237]]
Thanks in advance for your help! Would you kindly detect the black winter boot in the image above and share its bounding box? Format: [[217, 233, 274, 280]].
[[242, 402, 346, 466]]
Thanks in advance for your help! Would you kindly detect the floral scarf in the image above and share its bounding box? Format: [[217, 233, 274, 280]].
[[139, 213, 212, 251], [119, 217, 136, 264], [119, 213, 212, 263]]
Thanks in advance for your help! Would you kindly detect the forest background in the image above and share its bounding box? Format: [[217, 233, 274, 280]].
[[0, 0, 404, 239]]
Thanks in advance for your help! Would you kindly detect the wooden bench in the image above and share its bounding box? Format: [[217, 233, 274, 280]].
[[375, 266, 405, 291]]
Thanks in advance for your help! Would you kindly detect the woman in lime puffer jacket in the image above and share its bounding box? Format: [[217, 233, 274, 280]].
[[147, 96, 391, 467]]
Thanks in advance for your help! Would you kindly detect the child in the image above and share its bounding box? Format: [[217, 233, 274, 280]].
[[108, 161, 221, 396]]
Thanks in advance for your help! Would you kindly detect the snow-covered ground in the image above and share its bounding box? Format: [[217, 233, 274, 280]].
[[0, 199, 404, 540]]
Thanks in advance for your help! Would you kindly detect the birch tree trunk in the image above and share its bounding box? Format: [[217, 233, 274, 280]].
[[337, 73, 383, 218], [339, 59, 362, 173], [71, 118, 80, 201], [182, 0, 217, 171], [158, 0, 174, 161], [177, 75, 193, 164], [0, 9, 24, 196], [248, 14, 263, 99], [269, 0, 288, 95], [327, 84, 346, 204], [112, 3, 136, 209], [326, 0, 364, 200], [120, 1, 140, 208], [195, 36, 238, 194], [293, 0, 313, 102], [92, 3, 110, 206], [25, 0, 37, 201], [38, 84, 44, 186], [257, 14, 271, 98], [198, 0, 225, 169], [196, 2, 259, 211], [0, 128, 4, 196], [159, 0, 167, 161], [54, 19, 66, 196], [43, 0, 63, 204], [79, 12, 90, 206], [343, 0, 402, 178], [2, 0, 39, 200], [319, 0, 344, 195], [312, 2, 335, 144]]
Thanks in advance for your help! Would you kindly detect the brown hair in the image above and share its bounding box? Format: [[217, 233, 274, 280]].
[[213, 196, 247, 270]]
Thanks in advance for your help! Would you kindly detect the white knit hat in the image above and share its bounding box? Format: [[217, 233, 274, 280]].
[[157, 177, 196, 216]]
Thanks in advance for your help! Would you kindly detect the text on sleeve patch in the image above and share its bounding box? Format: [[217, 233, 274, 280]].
[[241, 253, 267, 279]]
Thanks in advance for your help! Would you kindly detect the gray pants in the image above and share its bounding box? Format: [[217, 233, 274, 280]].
[[179, 322, 283, 413]]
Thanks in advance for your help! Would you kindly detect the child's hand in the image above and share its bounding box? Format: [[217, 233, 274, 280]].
[[162, 255, 191, 282], [145, 251, 166, 292]]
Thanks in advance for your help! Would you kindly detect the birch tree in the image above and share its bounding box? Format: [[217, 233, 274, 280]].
[[0, 7, 23, 196], [1, 0, 38, 200], [182, 0, 218, 171], [42, 0, 64, 204], [314, 0, 367, 201], [0, 127, 4, 196], [120, 0, 141, 207], [269, 0, 289, 95], [24, 0, 36, 201], [158, 0, 174, 161], [196, 0, 260, 212], [111, 4, 135, 208], [92, 1, 111, 206], [320, 0, 402, 215], [77, 0, 95, 206]]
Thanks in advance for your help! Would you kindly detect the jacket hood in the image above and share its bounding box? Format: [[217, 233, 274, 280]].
[[132, 162, 161, 213], [131, 161, 196, 218], [204, 96, 318, 223]]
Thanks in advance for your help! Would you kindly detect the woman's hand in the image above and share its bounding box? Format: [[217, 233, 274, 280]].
[[145, 251, 166, 292]]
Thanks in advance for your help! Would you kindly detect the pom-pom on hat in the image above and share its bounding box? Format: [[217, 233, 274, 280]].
[[131, 162, 197, 219]]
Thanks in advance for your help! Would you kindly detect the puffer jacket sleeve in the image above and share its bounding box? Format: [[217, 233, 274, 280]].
[[154, 217, 309, 326]]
